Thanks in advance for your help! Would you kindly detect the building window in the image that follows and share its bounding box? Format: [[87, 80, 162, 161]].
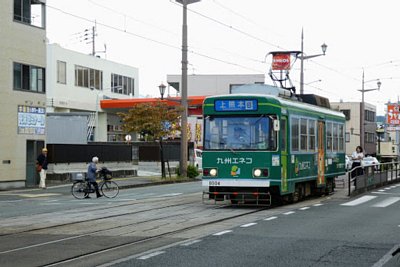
[[13, 62, 45, 93], [365, 110, 376, 122], [75, 65, 102, 90], [14, 0, 45, 28], [111, 73, 134, 96], [57, 61, 66, 84], [345, 132, 350, 142], [340, 109, 351, 121]]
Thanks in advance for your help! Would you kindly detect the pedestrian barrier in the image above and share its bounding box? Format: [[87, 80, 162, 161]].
[[347, 161, 400, 196]]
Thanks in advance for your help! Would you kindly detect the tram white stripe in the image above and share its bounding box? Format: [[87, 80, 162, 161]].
[[213, 230, 232, 236], [137, 251, 165, 260], [372, 197, 400, 207], [341, 195, 377, 206], [264, 216, 278, 221], [240, 223, 257, 228]]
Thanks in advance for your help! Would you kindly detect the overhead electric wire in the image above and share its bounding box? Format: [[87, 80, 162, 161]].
[[46, 5, 265, 73]]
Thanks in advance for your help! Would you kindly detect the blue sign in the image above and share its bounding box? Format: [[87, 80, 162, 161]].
[[215, 99, 258, 112]]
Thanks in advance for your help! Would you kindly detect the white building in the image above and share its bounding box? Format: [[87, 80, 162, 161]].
[[0, 0, 47, 189], [166, 74, 265, 96], [331, 101, 377, 156], [46, 43, 139, 142]]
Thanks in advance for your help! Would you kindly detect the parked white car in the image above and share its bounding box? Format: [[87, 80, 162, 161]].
[[193, 149, 202, 170], [345, 155, 353, 171], [362, 156, 380, 170]]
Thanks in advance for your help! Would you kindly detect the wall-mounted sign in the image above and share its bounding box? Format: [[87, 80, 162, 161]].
[[17, 105, 46, 135]]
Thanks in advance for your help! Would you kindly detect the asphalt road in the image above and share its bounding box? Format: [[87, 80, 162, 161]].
[[0, 181, 399, 267]]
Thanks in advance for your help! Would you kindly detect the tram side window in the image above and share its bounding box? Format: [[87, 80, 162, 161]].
[[326, 122, 333, 151], [308, 120, 316, 151], [300, 118, 308, 150], [326, 122, 345, 152], [291, 118, 300, 151], [339, 124, 344, 151]]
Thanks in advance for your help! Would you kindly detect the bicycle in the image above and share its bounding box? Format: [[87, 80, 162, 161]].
[[71, 167, 119, 199]]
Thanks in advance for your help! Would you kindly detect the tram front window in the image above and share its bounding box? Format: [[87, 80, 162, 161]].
[[204, 115, 277, 150]]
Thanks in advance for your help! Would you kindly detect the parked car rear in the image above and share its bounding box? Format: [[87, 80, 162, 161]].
[[362, 156, 380, 170], [345, 155, 352, 171]]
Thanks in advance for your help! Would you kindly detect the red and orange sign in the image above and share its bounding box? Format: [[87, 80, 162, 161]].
[[272, 53, 291, 70], [387, 104, 400, 125]]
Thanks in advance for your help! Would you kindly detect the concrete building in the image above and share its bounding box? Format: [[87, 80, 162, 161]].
[[0, 0, 47, 189], [331, 101, 377, 156], [166, 74, 265, 96], [46, 43, 139, 143]]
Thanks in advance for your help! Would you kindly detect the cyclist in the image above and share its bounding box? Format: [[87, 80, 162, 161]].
[[86, 156, 102, 198]]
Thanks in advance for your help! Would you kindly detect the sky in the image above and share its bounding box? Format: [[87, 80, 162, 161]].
[[45, 0, 400, 116]]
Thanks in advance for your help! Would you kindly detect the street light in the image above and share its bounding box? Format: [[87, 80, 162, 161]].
[[358, 70, 381, 152], [158, 83, 166, 100], [176, 0, 200, 178], [298, 29, 327, 95]]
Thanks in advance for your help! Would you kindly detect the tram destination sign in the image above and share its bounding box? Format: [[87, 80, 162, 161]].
[[215, 99, 258, 112]]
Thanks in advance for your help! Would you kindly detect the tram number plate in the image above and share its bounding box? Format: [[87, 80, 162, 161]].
[[208, 181, 221, 186]]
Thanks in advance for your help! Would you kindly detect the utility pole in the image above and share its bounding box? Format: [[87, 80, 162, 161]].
[[177, 0, 200, 177]]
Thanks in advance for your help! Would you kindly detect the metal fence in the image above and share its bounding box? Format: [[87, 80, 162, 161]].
[[348, 162, 400, 196], [46, 141, 195, 164]]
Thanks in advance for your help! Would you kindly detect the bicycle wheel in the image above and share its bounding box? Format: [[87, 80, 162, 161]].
[[101, 180, 119, 198], [71, 181, 86, 199]]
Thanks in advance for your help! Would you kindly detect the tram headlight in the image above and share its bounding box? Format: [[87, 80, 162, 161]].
[[254, 169, 262, 177], [210, 168, 218, 177]]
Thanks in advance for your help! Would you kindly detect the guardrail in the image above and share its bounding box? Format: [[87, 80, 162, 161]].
[[347, 161, 400, 196]]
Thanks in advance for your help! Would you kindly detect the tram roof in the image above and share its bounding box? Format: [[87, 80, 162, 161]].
[[204, 93, 345, 119]]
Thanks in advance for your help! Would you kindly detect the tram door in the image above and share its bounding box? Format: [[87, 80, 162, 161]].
[[317, 121, 325, 186], [280, 117, 288, 192]]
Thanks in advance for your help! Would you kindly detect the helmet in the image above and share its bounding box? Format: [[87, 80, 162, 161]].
[[92, 156, 99, 163]]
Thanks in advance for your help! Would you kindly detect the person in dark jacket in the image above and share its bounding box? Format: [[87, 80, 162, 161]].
[[36, 148, 48, 189], [86, 156, 102, 198]]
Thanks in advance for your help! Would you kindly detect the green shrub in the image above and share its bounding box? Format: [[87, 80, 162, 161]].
[[175, 164, 200, 178]]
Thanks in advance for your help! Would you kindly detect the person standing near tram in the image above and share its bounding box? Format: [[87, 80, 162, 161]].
[[351, 145, 364, 182]]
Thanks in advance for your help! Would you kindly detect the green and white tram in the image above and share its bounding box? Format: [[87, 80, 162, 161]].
[[201, 92, 346, 204]]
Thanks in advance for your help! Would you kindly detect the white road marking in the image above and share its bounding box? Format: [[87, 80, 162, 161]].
[[341, 195, 377, 206], [372, 191, 392, 195], [384, 188, 391, 190], [0, 200, 23, 203], [299, 207, 310, 210], [18, 193, 60, 198], [159, 193, 183, 197], [180, 240, 202, 246], [213, 230, 232, 236], [240, 222, 257, 228], [372, 197, 400, 207], [283, 211, 295, 215], [378, 190, 386, 192], [264, 216, 278, 221], [313, 203, 323, 207], [137, 251, 165, 260]]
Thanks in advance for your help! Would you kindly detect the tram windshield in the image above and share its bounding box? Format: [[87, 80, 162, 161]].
[[204, 115, 277, 151]]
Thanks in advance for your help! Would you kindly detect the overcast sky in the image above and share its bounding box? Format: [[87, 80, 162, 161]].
[[46, 0, 400, 115]]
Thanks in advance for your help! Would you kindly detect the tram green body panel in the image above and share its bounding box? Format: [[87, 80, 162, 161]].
[[202, 94, 346, 196]]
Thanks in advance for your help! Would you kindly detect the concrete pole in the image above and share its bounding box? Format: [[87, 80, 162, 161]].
[[180, 1, 189, 177], [300, 29, 305, 95], [360, 70, 365, 151]]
